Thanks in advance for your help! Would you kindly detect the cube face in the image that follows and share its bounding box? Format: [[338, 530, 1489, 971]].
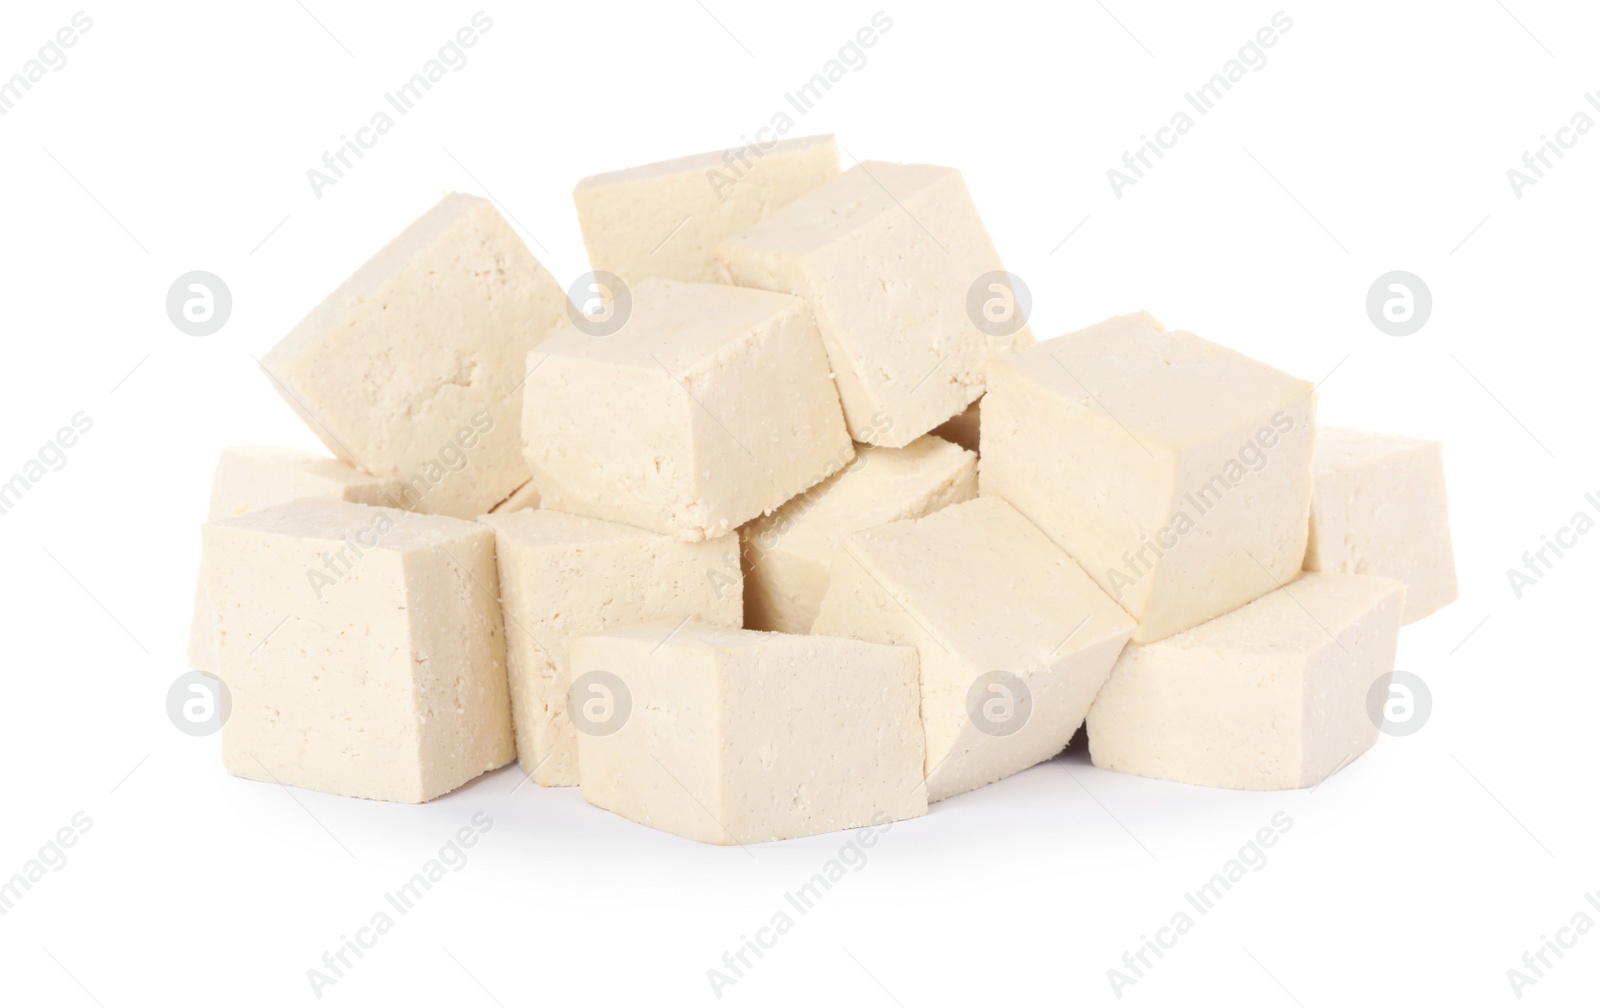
[[573, 623, 926, 845], [741, 435, 978, 634], [981, 315, 1316, 643], [262, 193, 570, 519], [574, 134, 839, 285], [189, 446, 404, 674], [811, 497, 1134, 802], [718, 162, 1032, 447], [479, 510, 742, 787], [203, 500, 513, 803], [1305, 427, 1457, 623], [522, 279, 853, 540], [1087, 573, 1405, 790]]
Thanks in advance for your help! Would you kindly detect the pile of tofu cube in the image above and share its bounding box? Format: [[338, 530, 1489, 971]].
[[192, 135, 1458, 844]]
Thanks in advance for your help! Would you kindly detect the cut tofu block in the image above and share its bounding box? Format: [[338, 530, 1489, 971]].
[[574, 135, 839, 285], [521, 278, 853, 540], [981, 313, 1315, 643], [717, 162, 1032, 447], [479, 510, 742, 787], [188, 446, 403, 673], [742, 434, 977, 634], [1305, 427, 1457, 623], [931, 398, 981, 454], [489, 479, 541, 514], [573, 622, 926, 845], [1087, 573, 1406, 790], [812, 497, 1134, 802], [202, 499, 514, 802], [262, 193, 570, 518]]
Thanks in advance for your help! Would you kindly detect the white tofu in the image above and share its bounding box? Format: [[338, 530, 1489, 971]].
[[521, 278, 853, 541], [1087, 573, 1406, 790], [187, 446, 403, 673], [717, 162, 1032, 447], [811, 497, 1134, 802], [1305, 426, 1458, 623], [931, 398, 981, 454], [489, 479, 541, 514], [981, 313, 1315, 643], [202, 499, 514, 802], [262, 193, 570, 519], [478, 510, 742, 787], [741, 434, 977, 634], [574, 135, 839, 285], [573, 621, 926, 845]]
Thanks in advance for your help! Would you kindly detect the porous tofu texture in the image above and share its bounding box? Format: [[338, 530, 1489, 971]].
[[479, 509, 742, 787], [741, 434, 977, 634], [1305, 426, 1458, 623], [981, 312, 1315, 643], [574, 134, 839, 285], [521, 278, 853, 541], [188, 446, 403, 673], [1088, 573, 1406, 790], [812, 497, 1134, 802], [717, 162, 1032, 447], [262, 193, 570, 518], [202, 499, 514, 803], [573, 622, 926, 845]]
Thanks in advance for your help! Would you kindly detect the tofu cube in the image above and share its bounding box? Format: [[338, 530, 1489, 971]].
[[188, 446, 403, 673], [574, 135, 839, 285], [718, 162, 1032, 447], [1087, 573, 1406, 790], [521, 278, 853, 540], [262, 193, 570, 518], [981, 313, 1315, 643], [812, 497, 1135, 802], [573, 622, 926, 845], [741, 434, 977, 634], [202, 499, 514, 802], [479, 510, 743, 787], [1305, 426, 1458, 623]]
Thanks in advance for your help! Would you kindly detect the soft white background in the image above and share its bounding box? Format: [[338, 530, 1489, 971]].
[[1, 1, 1595, 1004]]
